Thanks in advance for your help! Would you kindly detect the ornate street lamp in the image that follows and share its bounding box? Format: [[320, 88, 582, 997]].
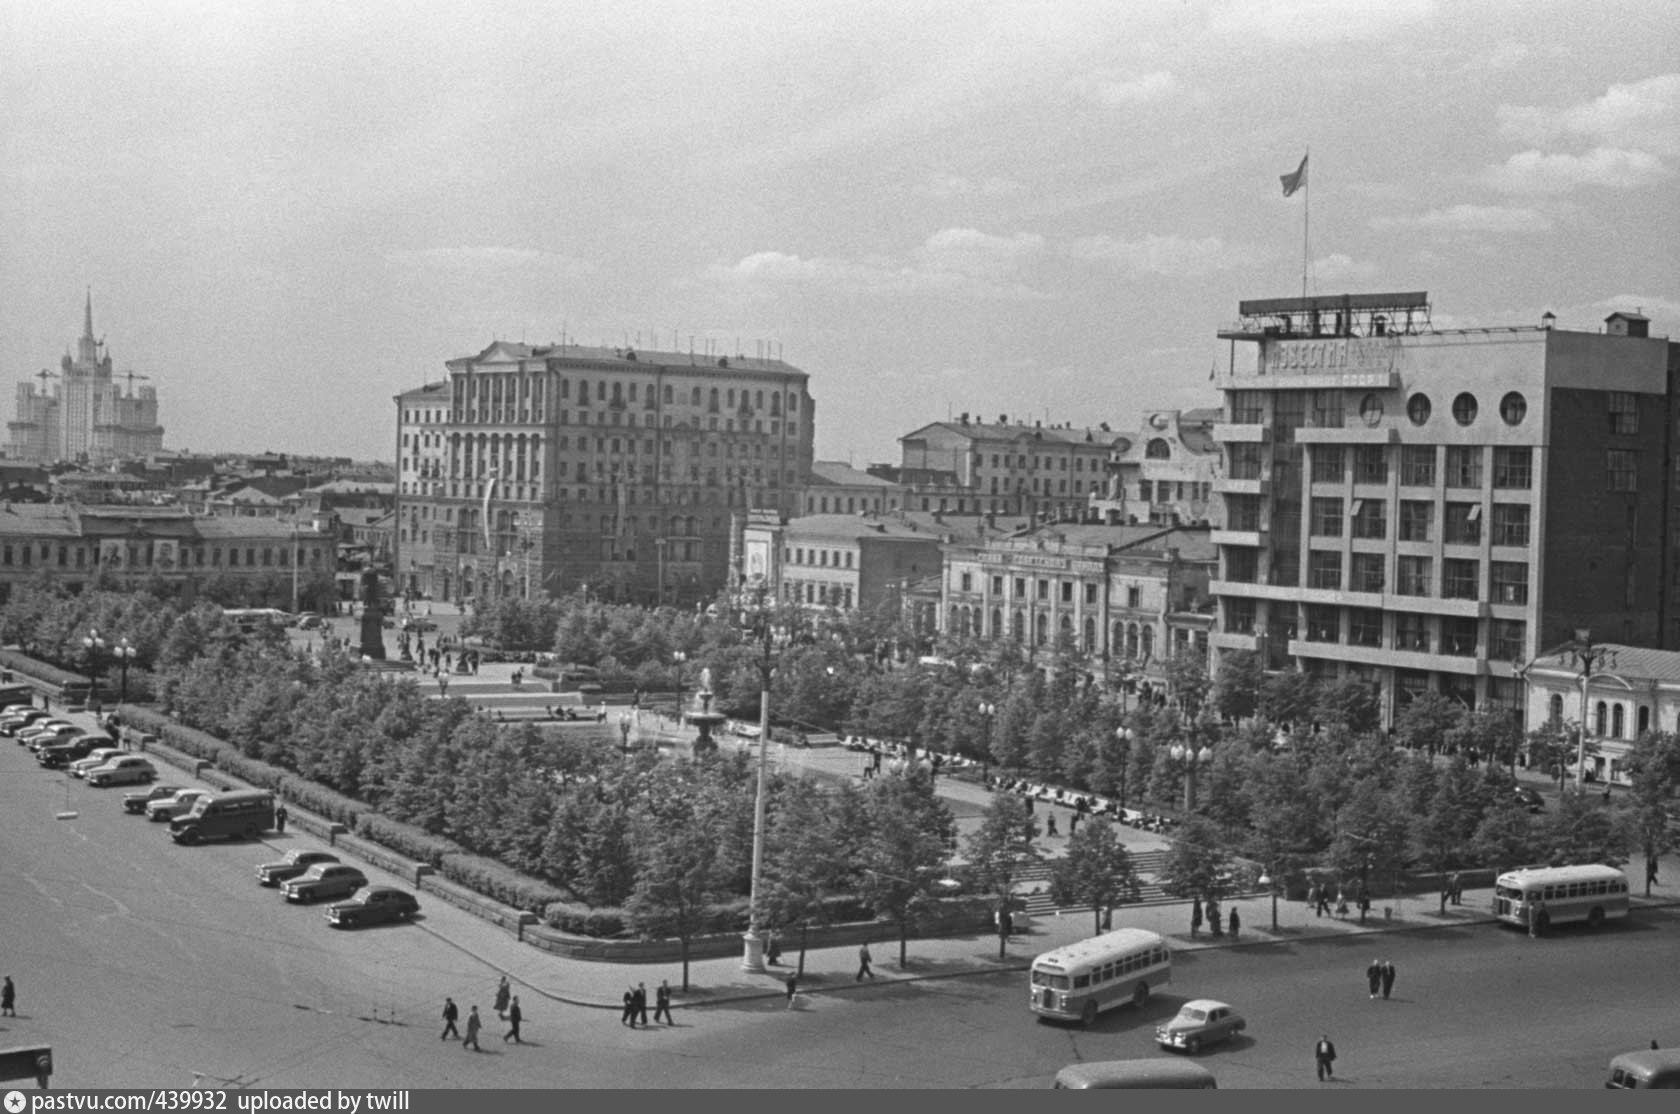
[[1115, 724, 1136, 814], [111, 637, 138, 706], [81, 628, 107, 709], [738, 585, 780, 973], [1566, 629, 1616, 791], [977, 701, 996, 784], [1257, 867, 1280, 931]]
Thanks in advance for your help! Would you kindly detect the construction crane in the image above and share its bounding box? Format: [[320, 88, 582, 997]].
[[121, 370, 151, 394], [34, 368, 58, 393]]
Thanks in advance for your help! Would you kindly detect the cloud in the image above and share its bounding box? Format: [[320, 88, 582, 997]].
[[703, 228, 1048, 300], [1311, 253, 1376, 284], [1072, 69, 1178, 107], [1063, 233, 1255, 277], [1207, 0, 1436, 42], [914, 174, 1026, 200], [1371, 204, 1553, 233], [1484, 147, 1669, 194], [1498, 73, 1680, 155], [385, 246, 593, 277]]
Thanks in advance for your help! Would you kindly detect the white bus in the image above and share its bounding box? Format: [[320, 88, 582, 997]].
[[1029, 927, 1171, 1026], [1492, 864, 1630, 932], [221, 608, 289, 635]]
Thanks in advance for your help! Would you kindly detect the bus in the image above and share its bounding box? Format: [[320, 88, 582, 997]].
[[1029, 927, 1171, 1026], [221, 608, 290, 635], [1492, 863, 1630, 932]]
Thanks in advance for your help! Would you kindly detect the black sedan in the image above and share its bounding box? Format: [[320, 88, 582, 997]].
[[257, 849, 341, 886], [325, 887, 420, 928]]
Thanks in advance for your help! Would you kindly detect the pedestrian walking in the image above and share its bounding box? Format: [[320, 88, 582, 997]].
[[440, 997, 460, 1040], [1335, 888, 1349, 919], [503, 996, 523, 1043], [1191, 896, 1203, 937], [1316, 883, 1332, 918], [764, 929, 781, 966], [1307, 881, 1320, 917], [1206, 897, 1222, 936], [1449, 871, 1462, 905], [1228, 907, 1240, 940], [1366, 958, 1382, 999], [493, 975, 511, 1018], [1357, 893, 1371, 924], [1647, 856, 1660, 889], [856, 941, 875, 980], [622, 987, 637, 1027], [635, 982, 650, 1026], [463, 1005, 482, 1051], [1045, 813, 1058, 837], [1380, 959, 1396, 1000], [1315, 1034, 1338, 1081], [784, 972, 798, 1009], [1528, 898, 1545, 938], [653, 980, 674, 1025], [2, 975, 15, 1016], [274, 803, 288, 834]]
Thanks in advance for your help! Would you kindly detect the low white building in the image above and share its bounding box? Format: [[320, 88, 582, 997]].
[[1523, 642, 1680, 785]]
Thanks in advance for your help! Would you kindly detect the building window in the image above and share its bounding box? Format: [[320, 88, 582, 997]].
[[1311, 446, 1345, 483], [1127, 585, 1142, 608], [1037, 579, 1049, 600], [1305, 604, 1339, 642], [1224, 549, 1258, 583], [1491, 561, 1529, 605], [1452, 392, 1479, 425], [1492, 504, 1530, 547], [991, 575, 1004, 595], [1351, 552, 1385, 593], [1442, 557, 1480, 600], [1397, 555, 1432, 596], [1609, 391, 1638, 435], [1607, 449, 1637, 492], [1312, 391, 1344, 429], [1441, 616, 1478, 656], [1230, 391, 1264, 424], [1354, 446, 1387, 484], [1225, 597, 1257, 635], [1407, 393, 1432, 425], [1400, 445, 1436, 487], [1308, 550, 1342, 590], [1359, 393, 1383, 426], [1351, 499, 1386, 539], [1444, 502, 1481, 545], [960, 571, 973, 592], [1445, 446, 1482, 488], [1061, 581, 1073, 603], [1491, 619, 1526, 661], [1310, 497, 1344, 537], [1399, 500, 1433, 542], [1226, 494, 1261, 531], [1228, 443, 1264, 480], [1500, 391, 1527, 425], [1493, 447, 1532, 489], [1349, 607, 1383, 646], [1395, 612, 1430, 652]]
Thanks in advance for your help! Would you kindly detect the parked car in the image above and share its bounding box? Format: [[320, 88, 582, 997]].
[[85, 756, 157, 787], [146, 788, 210, 822], [1155, 1000, 1246, 1054], [257, 849, 341, 887], [0, 708, 51, 736], [123, 784, 186, 814], [68, 747, 126, 777], [21, 721, 78, 748], [281, 864, 368, 903], [402, 618, 437, 633], [37, 738, 104, 769], [294, 612, 322, 630], [325, 887, 419, 928]]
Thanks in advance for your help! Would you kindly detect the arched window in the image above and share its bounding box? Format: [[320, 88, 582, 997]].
[[1594, 701, 1608, 736], [1146, 438, 1171, 459], [1548, 693, 1563, 726], [1011, 610, 1024, 642], [1141, 626, 1155, 661], [1612, 704, 1625, 739], [1126, 623, 1140, 659], [1638, 705, 1650, 736], [989, 608, 1001, 637], [1035, 613, 1049, 646], [1083, 617, 1096, 650]]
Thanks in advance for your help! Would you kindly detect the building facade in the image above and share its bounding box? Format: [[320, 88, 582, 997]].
[[1087, 408, 1223, 527], [740, 510, 945, 615], [1209, 291, 1679, 726], [1523, 642, 1680, 785], [395, 343, 815, 606], [802, 460, 903, 516], [894, 415, 1123, 522], [7, 292, 164, 464]]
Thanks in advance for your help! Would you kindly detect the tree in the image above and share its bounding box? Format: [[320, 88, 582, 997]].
[[962, 795, 1041, 957], [1049, 818, 1141, 934], [1156, 814, 1235, 900], [1623, 732, 1680, 894], [761, 779, 860, 974], [1537, 790, 1630, 867], [1527, 721, 1589, 790], [1313, 678, 1381, 735], [1394, 691, 1462, 756], [1258, 670, 1319, 729], [855, 768, 956, 966], [1210, 650, 1261, 722]]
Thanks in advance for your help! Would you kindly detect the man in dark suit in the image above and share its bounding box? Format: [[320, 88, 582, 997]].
[[1315, 1035, 1337, 1081]]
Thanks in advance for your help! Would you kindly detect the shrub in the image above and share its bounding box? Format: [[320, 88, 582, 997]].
[[279, 776, 366, 828], [215, 749, 289, 792], [357, 813, 463, 867], [159, 722, 233, 763], [438, 852, 569, 912], [541, 901, 630, 938]]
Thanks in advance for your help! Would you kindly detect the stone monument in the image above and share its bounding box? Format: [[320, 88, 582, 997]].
[[358, 564, 387, 661]]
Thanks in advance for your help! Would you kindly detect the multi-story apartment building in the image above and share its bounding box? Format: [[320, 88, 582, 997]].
[[894, 414, 1120, 521], [802, 461, 903, 516], [7, 292, 164, 464], [0, 503, 334, 606], [941, 523, 1216, 691], [1209, 291, 1679, 725], [1088, 408, 1223, 527], [395, 342, 815, 606]]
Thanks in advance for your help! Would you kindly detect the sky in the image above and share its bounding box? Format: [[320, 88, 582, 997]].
[[2, 0, 1677, 466]]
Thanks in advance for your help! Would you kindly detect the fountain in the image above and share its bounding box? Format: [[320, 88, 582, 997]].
[[683, 667, 727, 756]]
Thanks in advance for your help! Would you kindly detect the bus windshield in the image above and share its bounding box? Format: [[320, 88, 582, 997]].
[[1031, 971, 1070, 990]]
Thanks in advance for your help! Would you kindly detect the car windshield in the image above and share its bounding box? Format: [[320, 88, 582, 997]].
[[1181, 1009, 1207, 1022]]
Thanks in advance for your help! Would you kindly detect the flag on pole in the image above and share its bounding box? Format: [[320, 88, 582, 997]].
[[1280, 154, 1308, 197]]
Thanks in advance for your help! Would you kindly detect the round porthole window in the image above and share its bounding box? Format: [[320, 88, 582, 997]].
[[1407, 393, 1431, 425], [1359, 393, 1383, 426], [1500, 391, 1527, 425], [1452, 392, 1478, 426]]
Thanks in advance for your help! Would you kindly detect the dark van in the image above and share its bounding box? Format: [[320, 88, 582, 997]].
[[170, 790, 275, 845]]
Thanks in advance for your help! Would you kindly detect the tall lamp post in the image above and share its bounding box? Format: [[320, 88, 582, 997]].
[[977, 701, 996, 785], [739, 587, 779, 973], [82, 628, 106, 709], [111, 637, 137, 706], [1566, 629, 1616, 791], [1167, 716, 1212, 813], [1257, 866, 1281, 931], [618, 711, 634, 757], [1115, 724, 1135, 814]]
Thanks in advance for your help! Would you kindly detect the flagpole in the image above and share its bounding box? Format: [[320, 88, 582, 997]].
[[1302, 147, 1310, 300]]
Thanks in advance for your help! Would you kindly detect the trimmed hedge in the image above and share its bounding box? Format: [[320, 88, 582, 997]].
[[278, 776, 366, 828], [0, 650, 87, 688], [437, 852, 569, 912], [357, 812, 464, 868], [156, 721, 235, 764], [214, 749, 289, 792], [542, 901, 630, 937]]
